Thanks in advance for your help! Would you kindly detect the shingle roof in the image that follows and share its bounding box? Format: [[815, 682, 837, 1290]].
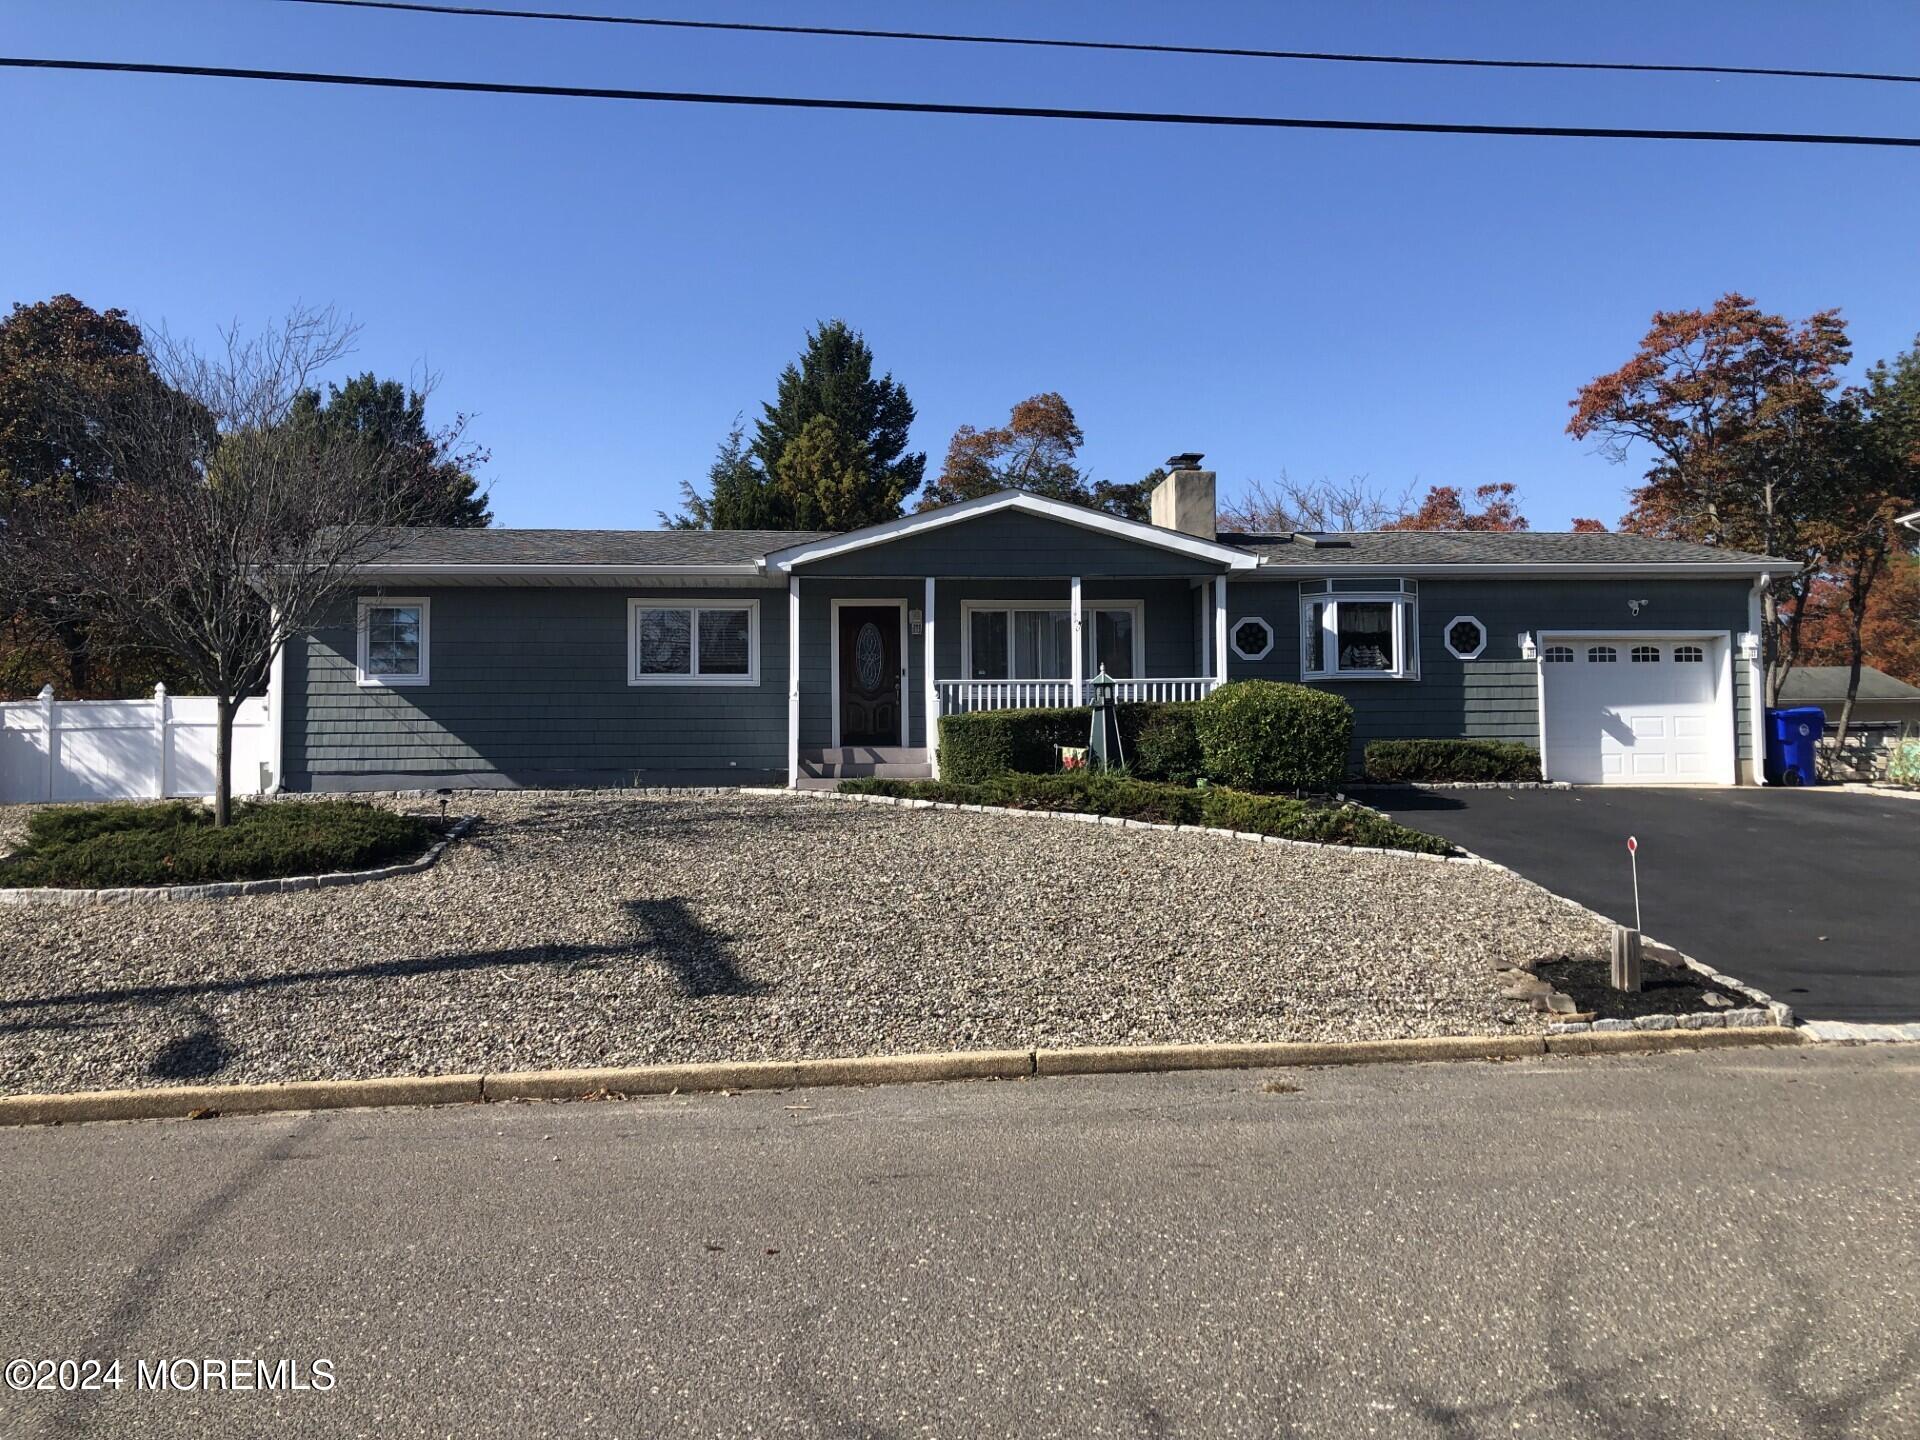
[[353, 527, 826, 567], [1776, 665, 1920, 704], [348, 523, 1788, 571], [1218, 530, 1788, 567]]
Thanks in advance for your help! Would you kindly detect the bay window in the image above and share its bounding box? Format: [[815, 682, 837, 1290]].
[[1299, 580, 1419, 681], [964, 602, 1143, 680]]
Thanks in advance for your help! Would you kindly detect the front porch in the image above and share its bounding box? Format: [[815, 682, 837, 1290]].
[[782, 572, 1235, 785]]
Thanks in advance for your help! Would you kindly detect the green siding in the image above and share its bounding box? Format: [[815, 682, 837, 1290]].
[[286, 586, 787, 789], [797, 510, 1227, 578], [1223, 576, 1758, 772]]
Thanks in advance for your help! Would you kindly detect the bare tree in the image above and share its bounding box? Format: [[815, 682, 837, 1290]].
[[1217, 473, 1413, 534], [2, 308, 420, 823]]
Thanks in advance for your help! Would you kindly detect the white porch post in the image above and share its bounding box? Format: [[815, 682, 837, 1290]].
[[1069, 575, 1084, 703], [1213, 576, 1229, 685], [924, 575, 939, 779], [787, 574, 801, 788]]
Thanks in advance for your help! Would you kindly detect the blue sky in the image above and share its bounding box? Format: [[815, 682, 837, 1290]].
[[5, 1, 1918, 528]]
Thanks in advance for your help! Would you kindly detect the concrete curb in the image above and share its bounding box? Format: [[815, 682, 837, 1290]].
[[0, 1029, 1803, 1129], [0, 815, 478, 907]]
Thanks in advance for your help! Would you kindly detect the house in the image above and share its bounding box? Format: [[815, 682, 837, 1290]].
[[271, 457, 1790, 792], [1776, 665, 1920, 726]]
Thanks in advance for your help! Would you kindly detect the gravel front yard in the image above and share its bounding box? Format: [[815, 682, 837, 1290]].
[[0, 791, 1609, 1095]]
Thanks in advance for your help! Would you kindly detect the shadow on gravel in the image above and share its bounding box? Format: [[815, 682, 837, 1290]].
[[148, 1010, 236, 1081], [1, 898, 766, 1019]]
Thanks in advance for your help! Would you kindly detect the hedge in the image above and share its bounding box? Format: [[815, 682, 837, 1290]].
[[0, 800, 437, 889], [838, 772, 1452, 855], [1190, 680, 1352, 792], [935, 682, 1354, 793], [1363, 739, 1542, 784]]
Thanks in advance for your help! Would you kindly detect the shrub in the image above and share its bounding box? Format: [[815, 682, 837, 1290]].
[[1130, 705, 1203, 785], [0, 800, 437, 889], [1363, 739, 1541, 783], [838, 772, 1451, 855], [1191, 680, 1352, 793], [935, 706, 1091, 784]]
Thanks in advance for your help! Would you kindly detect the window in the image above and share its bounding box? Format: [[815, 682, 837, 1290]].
[[1299, 583, 1419, 680], [1631, 645, 1661, 663], [1674, 644, 1705, 663], [356, 597, 429, 686], [628, 599, 759, 685], [1229, 616, 1274, 662], [1587, 645, 1617, 663], [963, 603, 1142, 679], [1443, 615, 1488, 661], [1542, 645, 1575, 663]]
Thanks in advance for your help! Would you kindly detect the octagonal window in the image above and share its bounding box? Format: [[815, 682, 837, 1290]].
[[1443, 615, 1488, 661], [1229, 616, 1274, 662]]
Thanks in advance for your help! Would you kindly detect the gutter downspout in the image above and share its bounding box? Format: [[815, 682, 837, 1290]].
[[1748, 574, 1769, 786]]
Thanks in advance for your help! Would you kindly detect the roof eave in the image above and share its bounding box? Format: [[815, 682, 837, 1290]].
[[766, 490, 1257, 571]]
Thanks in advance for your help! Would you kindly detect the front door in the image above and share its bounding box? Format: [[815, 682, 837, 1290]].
[[837, 605, 903, 747]]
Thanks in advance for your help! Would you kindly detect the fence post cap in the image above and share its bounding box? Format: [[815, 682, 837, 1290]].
[[152, 682, 167, 698], [37, 684, 54, 701]]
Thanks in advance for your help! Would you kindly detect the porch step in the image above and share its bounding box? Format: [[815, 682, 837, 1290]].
[[798, 747, 933, 781]]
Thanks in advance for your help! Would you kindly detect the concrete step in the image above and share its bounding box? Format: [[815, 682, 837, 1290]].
[[797, 747, 933, 782]]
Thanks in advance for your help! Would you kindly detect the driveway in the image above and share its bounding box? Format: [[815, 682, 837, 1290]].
[[1374, 787, 1920, 1022]]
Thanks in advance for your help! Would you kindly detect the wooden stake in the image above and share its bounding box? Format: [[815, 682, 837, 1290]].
[[1611, 926, 1643, 993]]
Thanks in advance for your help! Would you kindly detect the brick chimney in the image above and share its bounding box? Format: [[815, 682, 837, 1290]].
[[1149, 453, 1216, 539]]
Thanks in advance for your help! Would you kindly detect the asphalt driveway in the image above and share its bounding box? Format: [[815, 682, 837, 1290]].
[[1374, 787, 1920, 1023]]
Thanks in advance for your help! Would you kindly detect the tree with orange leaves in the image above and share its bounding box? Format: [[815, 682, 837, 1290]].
[[1386, 482, 1529, 532], [1568, 293, 1853, 702]]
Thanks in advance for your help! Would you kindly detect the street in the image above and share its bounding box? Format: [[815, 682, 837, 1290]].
[[2, 1047, 1915, 1438]]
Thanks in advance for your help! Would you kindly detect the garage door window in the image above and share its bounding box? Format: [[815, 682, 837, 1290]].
[[1631, 645, 1661, 663], [1587, 646, 1617, 663], [1542, 645, 1574, 663], [1674, 645, 1704, 663]]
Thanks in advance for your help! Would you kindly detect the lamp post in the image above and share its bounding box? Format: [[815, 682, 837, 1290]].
[[1087, 668, 1122, 771]]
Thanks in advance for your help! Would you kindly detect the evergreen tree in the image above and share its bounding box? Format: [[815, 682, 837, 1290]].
[[288, 373, 490, 527], [664, 419, 787, 529]]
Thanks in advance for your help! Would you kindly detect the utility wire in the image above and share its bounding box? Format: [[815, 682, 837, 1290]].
[[275, 0, 1920, 88], [6, 56, 1920, 147]]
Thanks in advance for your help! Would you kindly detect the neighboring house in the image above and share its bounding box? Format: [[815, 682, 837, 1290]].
[[1776, 665, 1920, 725], [272, 458, 1791, 792]]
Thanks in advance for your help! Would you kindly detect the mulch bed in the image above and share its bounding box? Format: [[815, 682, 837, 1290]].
[[1533, 956, 1749, 1021]]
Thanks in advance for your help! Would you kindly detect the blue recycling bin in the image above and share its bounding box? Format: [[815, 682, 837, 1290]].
[[1765, 706, 1825, 786]]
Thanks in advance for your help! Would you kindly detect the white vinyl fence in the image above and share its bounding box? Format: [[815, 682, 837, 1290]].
[[0, 685, 276, 805]]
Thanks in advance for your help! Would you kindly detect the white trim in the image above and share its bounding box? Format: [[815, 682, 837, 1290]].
[[1897, 509, 1920, 531], [1748, 574, 1770, 785], [1241, 560, 1783, 579], [267, 607, 285, 791], [1299, 589, 1421, 682], [1228, 614, 1274, 662], [1213, 576, 1229, 683], [1442, 614, 1489, 661], [1535, 629, 1737, 786], [1070, 576, 1085, 694], [787, 576, 801, 787], [626, 597, 762, 686], [764, 488, 1258, 571], [356, 596, 431, 687], [959, 598, 1146, 681], [924, 576, 939, 779], [829, 597, 910, 749]]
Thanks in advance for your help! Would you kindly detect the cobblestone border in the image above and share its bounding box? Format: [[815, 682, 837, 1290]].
[[775, 786, 1471, 865], [0, 816, 476, 908], [1342, 781, 1573, 792]]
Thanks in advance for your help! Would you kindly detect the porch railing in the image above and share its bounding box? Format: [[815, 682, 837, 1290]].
[[936, 677, 1220, 715]]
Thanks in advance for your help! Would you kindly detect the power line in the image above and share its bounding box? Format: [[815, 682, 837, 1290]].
[[6, 55, 1920, 147], [275, 0, 1920, 88]]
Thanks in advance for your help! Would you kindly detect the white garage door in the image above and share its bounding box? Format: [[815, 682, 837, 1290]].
[[1540, 636, 1733, 785]]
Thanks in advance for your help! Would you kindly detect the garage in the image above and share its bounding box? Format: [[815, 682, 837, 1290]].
[[1539, 633, 1735, 785]]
